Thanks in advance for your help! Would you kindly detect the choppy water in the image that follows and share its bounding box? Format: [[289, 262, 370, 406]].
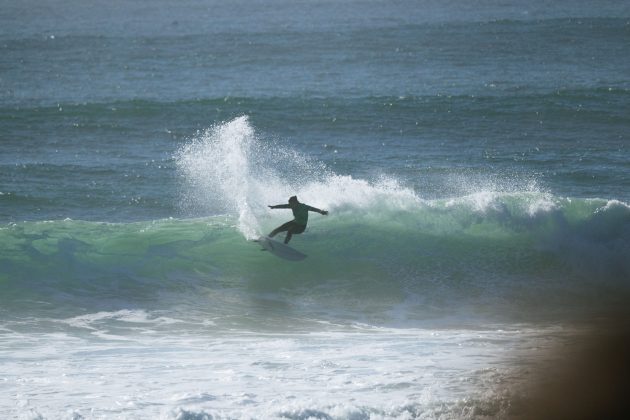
[[1, 0, 629, 418]]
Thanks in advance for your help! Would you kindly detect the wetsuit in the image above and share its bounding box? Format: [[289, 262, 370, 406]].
[[268, 203, 322, 243]]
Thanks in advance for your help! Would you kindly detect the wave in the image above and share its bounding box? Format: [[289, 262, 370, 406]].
[[1, 193, 628, 325], [2, 116, 629, 325]]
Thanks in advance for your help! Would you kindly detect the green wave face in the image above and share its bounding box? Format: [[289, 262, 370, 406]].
[[2, 194, 628, 327]]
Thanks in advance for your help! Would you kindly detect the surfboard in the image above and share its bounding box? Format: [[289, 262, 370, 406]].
[[255, 236, 307, 261]]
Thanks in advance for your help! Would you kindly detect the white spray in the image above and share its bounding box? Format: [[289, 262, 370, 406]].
[[175, 116, 272, 238], [175, 116, 424, 238]]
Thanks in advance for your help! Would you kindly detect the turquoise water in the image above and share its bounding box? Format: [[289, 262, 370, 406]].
[[1, 0, 629, 418]]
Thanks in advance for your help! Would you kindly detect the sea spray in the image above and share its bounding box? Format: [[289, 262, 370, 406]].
[[175, 116, 271, 238], [174, 116, 422, 238]]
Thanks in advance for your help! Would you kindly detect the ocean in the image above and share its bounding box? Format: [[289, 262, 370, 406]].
[[1, 0, 629, 418]]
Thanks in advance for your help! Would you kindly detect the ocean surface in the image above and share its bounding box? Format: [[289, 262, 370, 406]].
[[1, 0, 630, 418]]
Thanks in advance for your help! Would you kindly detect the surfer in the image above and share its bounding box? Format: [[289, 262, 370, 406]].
[[268, 196, 328, 244]]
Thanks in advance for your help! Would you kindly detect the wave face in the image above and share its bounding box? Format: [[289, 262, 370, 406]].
[[2, 115, 629, 328]]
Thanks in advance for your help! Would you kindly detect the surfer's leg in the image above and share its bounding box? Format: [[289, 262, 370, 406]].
[[269, 221, 293, 238], [284, 223, 305, 244]]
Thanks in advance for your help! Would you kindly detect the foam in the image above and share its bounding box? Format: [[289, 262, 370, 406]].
[[0, 325, 561, 419]]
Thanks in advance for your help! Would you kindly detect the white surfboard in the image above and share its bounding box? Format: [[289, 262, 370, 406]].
[[255, 236, 307, 261]]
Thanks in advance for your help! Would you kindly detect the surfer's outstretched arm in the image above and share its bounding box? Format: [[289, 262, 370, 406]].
[[269, 204, 291, 209], [306, 205, 328, 215]]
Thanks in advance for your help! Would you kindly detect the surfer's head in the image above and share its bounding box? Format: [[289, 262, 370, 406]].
[[288, 196, 298, 204]]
